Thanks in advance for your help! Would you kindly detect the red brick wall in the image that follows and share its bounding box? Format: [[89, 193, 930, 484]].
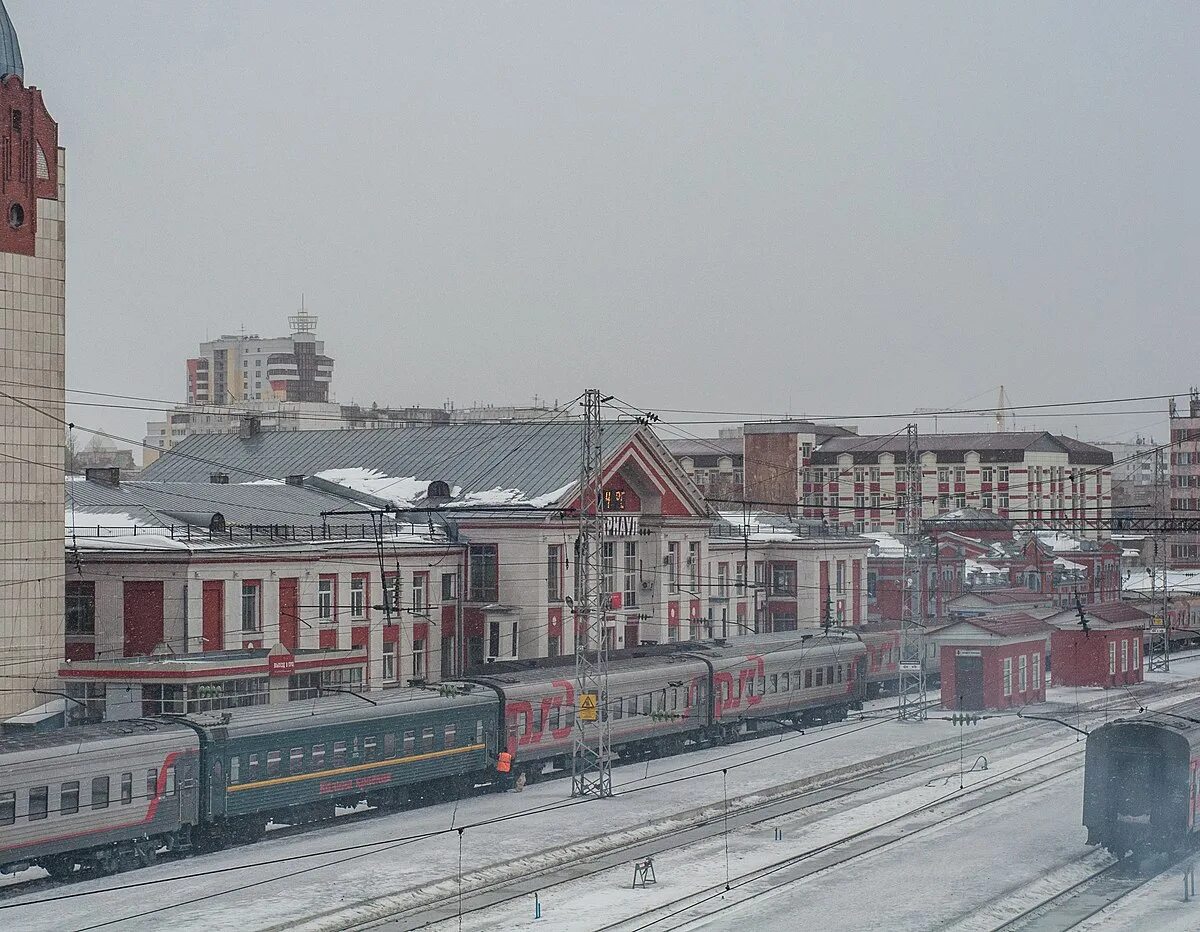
[[0, 75, 58, 257], [744, 433, 798, 512]]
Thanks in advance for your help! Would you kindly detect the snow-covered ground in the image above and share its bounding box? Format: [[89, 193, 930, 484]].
[[5, 656, 1200, 932]]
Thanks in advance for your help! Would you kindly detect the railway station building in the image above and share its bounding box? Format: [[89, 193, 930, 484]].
[[931, 613, 1052, 711]]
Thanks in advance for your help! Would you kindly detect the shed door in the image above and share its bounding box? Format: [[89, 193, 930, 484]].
[[202, 580, 224, 652], [123, 581, 164, 657], [278, 577, 299, 649], [955, 654, 985, 711]]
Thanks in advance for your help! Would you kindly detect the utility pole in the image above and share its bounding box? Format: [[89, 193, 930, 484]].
[[572, 389, 612, 798], [898, 423, 928, 720], [1148, 445, 1170, 672]]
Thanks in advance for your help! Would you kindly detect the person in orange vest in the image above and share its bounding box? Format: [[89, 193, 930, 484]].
[[496, 751, 512, 774]]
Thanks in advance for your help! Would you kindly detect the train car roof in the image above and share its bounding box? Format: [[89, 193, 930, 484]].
[[182, 686, 497, 739], [0, 718, 197, 766], [463, 652, 708, 687]]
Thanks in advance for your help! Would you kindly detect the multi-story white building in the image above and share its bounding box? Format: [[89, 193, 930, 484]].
[[796, 431, 1113, 538], [0, 5, 67, 718], [186, 307, 333, 405]]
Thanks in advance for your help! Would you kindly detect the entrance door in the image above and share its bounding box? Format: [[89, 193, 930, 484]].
[[123, 581, 164, 657], [955, 654, 985, 710], [278, 578, 299, 649], [202, 580, 224, 652]]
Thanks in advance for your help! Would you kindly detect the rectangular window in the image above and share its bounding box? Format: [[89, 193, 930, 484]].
[[1133, 639, 1140, 669], [333, 741, 347, 765], [469, 544, 499, 601], [289, 747, 304, 772], [61, 781, 79, 816], [65, 580, 97, 635], [415, 638, 427, 675], [488, 620, 501, 659], [1109, 641, 1117, 675], [403, 730, 415, 755], [121, 772, 133, 805], [441, 572, 457, 601], [937, 466, 949, 483], [267, 750, 283, 775], [717, 563, 729, 598], [229, 756, 240, 784], [412, 573, 427, 613], [769, 674, 778, 694], [382, 642, 397, 681], [689, 542, 701, 590], [982, 466, 993, 483], [146, 768, 158, 799], [815, 669, 824, 687], [998, 467, 1009, 482], [318, 576, 335, 620], [364, 735, 378, 759], [1121, 640, 1129, 673], [601, 541, 615, 596], [805, 669, 813, 688], [384, 573, 402, 613], [1003, 658, 1013, 696], [241, 580, 262, 633], [444, 724, 456, 748], [1032, 653, 1041, 691], [0, 792, 13, 826], [836, 561, 846, 594], [623, 541, 638, 608], [165, 767, 176, 796], [91, 776, 110, 810], [667, 541, 680, 593], [547, 544, 563, 602], [350, 575, 367, 618], [1019, 655, 1028, 692], [510, 621, 519, 658], [28, 786, 48, 821], [735, 561, 746, 596], [247, 755, 259, 782], [312, 744, 326, 768], [422, 727, 435, 752]]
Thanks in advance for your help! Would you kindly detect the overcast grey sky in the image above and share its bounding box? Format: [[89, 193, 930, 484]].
[[11, 1, 1198, 446]]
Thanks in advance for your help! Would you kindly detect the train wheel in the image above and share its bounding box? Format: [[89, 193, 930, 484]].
[[43, 857, 76, 881]]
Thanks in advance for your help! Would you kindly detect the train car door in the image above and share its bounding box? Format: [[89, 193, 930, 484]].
[[955, 651, 985, 711]]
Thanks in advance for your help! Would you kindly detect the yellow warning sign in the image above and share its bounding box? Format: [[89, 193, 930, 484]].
[[579, 692, 598, 722]]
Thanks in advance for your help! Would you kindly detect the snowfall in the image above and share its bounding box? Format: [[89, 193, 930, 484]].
[[7, 662, 1200, 932]]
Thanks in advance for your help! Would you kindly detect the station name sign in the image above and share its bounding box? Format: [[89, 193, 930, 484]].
[[603, 515, 640, 537]]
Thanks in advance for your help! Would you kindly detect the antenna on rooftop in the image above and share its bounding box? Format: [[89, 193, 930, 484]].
[[289, 295, 318, 337], [995, 385, 1008, 433]]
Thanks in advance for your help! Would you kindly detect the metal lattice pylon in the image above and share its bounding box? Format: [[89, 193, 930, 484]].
[[898, 423, 928, 720], [1148, 445, 1171, 672], [572, 389, 612, 797]]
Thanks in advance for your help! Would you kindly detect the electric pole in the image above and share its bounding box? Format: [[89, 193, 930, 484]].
[[572, 389, 613, 798], [898, 423, 928, 720], [1148, 445, 1170, 672]]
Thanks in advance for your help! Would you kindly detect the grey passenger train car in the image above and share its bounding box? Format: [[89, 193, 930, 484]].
[[0, 720, 200, 877]]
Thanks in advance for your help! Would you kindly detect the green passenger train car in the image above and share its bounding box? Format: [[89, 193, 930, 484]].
[[181, 687, 502, 843]]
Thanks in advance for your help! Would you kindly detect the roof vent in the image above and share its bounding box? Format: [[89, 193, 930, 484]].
[[427, 480, 452, 500], [84, 466, 120, 487], [238, 415, 261, 439], [285, 474, 305, 487], [209, 473, 229, 484]]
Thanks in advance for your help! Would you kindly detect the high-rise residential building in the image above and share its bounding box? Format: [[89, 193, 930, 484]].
[[186, 307, 334, 405], [1168, 390, 1200, 567], [0, 3, 67, 718]]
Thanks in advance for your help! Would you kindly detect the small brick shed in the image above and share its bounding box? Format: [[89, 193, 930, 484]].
[[932, 613, 1052, 711]]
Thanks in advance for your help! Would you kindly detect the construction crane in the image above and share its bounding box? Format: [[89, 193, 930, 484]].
[[914, 385, 1011, 433]]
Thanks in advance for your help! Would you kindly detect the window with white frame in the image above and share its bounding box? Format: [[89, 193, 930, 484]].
[[1032, 653, 1041, 690], [623, 541, 638, 607], [510, 621, 519, 658], [413, 639, 425, 677], [1108, 641, 1117, 675], [241, 581, 261, 633], [717, 563, 728, 598], [689, 542, 700, 590], [1121, 639, 1129, 673], [350, 576, 366, 618], [547, 544, 563, 602], [667, 542, 680, 593], [1133, 638, 1140, 669], [1003, 657, 1013, 696], [601, 541, 615, 596], [412, 574, 426, 614], [735, 561, 746, 596], [1019, 654, 1028, 691], [382, 642, 396, 681], [317, 577, 334, 620], [836, 561, 846, 594]]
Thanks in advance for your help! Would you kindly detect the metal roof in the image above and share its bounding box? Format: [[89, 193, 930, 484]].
[[0, 2, 22, 81], [140, 421, 643, 504], [67, 478, 394, 530]]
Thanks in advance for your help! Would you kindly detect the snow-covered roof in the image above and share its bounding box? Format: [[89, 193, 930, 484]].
[[862, 531, 906, 558], [1054, 556, 1086, 572], [965, 558, 1004, 577], [1123, 568, 1200, 596]]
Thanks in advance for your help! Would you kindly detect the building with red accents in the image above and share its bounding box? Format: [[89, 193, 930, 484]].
[[932, 613, 1052, 711]]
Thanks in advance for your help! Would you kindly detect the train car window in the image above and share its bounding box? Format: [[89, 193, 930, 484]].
[[815, 669, 824, 687], [403, 731, 415, 755], [0, 791, 13, 825], [61, 781, 79, 816], [384, 733, 396, 756], [553, 704, 565, 727], [804, 669, 813, 688], [640, 695, 651, 716], [422, 727, 435, 752], [445, 724, 456, 748], [352, 737, 361, 760], [333, 741, 347, 765], [166, 767, 176, 796], [735, 678, 742, 700], [671, 688, 678, 711], [657, 690, 667, 712], [248, 754, 260, 781], [91, 776, 110, 810], [769, 674, 778, 694], [475, 721, 484, 745], [758, 676, 766, 695], [781, 673, 790, 691], [364, 736, 378, 759], [312, 744, 326, 768], [836, 665, 843, 684], [229, 757, 240, 784], [627, 697, 637, 717], [146, 769, 158, 800], [28, 786, 48, 821], [746, 678, 755, 698], [826, 666, 834, 684], [266, 751, 283, 776], [289, 748, 304, 773], [121, 773, 133, 805]]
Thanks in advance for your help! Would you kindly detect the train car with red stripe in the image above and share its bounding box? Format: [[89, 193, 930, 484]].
[[0, 720, 200, 878]]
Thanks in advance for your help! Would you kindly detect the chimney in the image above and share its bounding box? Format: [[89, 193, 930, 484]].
[[209, 472, 229, 484], [84, 466, 120, 487], [238, 415, 261, 439], [285, 474, 305, 487]]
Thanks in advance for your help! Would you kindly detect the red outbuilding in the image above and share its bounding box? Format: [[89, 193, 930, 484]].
[[932, 613, 1052, 711], [1049, 625, 1144, 688]]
